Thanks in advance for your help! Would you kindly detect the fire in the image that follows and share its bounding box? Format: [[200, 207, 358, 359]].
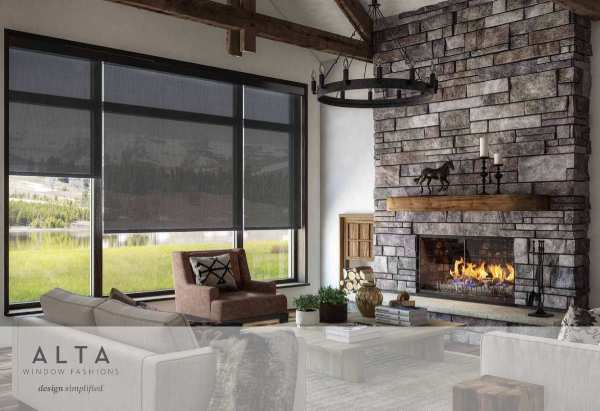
[[450, 257, 515, 284]]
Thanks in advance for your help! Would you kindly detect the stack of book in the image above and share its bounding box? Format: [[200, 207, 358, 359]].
[[375, 305, 429, 326], [325, 325, 381, 343]]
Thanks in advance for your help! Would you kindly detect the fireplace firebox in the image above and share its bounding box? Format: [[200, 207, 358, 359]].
[[418, 237, 514, 305]]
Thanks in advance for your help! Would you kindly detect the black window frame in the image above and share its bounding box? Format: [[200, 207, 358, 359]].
[[4, 30, 308, 315]]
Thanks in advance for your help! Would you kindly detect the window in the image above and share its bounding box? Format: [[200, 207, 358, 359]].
[[102, 231, 235, 294], [8, 176, 91, 303], [5, 31, 306, 313], [244, 230, 293, 281]]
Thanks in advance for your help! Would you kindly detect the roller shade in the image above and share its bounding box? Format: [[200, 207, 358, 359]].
[[8, 48, 94, 176], [102, 65, 236, 233], [243, 87, 301, 229], [103, 113, 235, 233]]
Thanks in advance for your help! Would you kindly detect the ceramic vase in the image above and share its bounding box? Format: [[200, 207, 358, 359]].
[[356, 281, 383, 318]]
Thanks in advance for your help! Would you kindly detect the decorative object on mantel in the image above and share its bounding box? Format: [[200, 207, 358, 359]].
[[310, 0, 438, 108], [528, 240, 554, 318], [387, 194, 551, 212], [479, 136, 491, 195], [354, 269, 383, 318], [414, 160, 454, 195], [493, 153, 504, 194]]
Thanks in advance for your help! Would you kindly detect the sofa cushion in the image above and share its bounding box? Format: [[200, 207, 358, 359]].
[[93, 299, 198, 353], [190, 254, 239, 290], [40, 288, 105, 327], [558, 305, 600, 345], [210, 291, 287, 322]]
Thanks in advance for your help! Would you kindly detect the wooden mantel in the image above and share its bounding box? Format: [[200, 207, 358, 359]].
[[387, 194, 551, 212]]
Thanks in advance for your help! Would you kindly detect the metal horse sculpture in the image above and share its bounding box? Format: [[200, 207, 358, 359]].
[[414, 160, 454, 194]]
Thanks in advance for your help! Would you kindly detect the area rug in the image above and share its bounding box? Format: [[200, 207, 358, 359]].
[[306, 348, 479, 411]]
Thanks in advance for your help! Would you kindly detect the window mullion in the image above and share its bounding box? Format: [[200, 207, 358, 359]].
[[234, 84, 244, 249], [91, 60, 103, 297]]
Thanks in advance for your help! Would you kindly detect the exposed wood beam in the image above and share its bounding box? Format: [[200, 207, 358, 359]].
[[107, 0, 372, 61], [334, 0, 372, 43], [555, 0, 600, 19], [226, 0, 242, 56], [241, 0, 256, 53]]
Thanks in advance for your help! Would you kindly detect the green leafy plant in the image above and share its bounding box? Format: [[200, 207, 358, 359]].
[[319, 286, 347, 306], [294, 294, 320, 312]]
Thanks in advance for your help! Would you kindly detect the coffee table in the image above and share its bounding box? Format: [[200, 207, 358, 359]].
[[289, 314, 463, 383]]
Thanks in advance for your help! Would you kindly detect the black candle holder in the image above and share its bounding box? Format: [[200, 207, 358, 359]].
[[479, 156, 490, 195], [494, 164, 503, 195]]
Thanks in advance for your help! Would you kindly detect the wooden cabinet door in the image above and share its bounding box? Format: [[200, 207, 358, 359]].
[[339, 214, 374, 281]]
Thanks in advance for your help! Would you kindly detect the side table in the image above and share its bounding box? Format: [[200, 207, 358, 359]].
[[453, 375, 543, 411]]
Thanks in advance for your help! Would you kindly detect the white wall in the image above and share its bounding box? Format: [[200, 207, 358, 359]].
[[0, 0, 323, 332], [320, 64, 375, 287], [589, 21, 600, 307]]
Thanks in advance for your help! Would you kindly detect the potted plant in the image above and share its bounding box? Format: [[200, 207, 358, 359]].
[[294, 294, 320, 327], [319, 286, 348, 323]]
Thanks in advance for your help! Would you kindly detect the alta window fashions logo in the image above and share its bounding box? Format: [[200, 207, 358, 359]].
[[32, 346, 110, 364], [22, 345, 120, 377]]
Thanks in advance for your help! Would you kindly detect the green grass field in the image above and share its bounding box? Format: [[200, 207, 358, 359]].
[[8, 240, 289, 303]]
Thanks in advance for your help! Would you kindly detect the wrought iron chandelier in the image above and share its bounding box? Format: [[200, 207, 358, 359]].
[[311, 0, 438, 108]]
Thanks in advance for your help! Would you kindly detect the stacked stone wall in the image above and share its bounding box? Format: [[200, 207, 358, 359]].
[[372, 0, 591, 308]]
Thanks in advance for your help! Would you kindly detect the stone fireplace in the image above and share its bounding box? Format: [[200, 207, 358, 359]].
[[372, 0, 591, 310]]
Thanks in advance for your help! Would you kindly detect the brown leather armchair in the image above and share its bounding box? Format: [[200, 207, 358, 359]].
[[171, 248, 288, 323]]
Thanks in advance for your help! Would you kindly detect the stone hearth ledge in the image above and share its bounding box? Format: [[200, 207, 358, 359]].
[[379, 293, 562, 327]]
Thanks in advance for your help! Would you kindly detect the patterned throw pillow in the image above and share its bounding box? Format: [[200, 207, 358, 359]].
[[557, 305, 600, 345], [189, 254, 238, 290]]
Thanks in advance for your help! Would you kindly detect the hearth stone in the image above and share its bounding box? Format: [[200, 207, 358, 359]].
[[372, 0, 591, 310]]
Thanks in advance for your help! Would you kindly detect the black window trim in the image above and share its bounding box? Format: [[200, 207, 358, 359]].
[[4, 29, 308, 315]]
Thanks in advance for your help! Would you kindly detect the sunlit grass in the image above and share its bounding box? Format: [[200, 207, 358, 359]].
[[9, 240, 289, 303]]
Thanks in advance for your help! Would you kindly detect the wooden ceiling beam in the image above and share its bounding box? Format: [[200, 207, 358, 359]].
[[334, 0, 373, 43], [241, 0, 256, 53], [226, 0, 242, 56], [107, 0, 372, 61], [555, 0, 600, 19]]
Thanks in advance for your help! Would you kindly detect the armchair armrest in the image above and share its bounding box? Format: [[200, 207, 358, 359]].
[[244, 280, 277, 294], [174, 283, 219, 317]]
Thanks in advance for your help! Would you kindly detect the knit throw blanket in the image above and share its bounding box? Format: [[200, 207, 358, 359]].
[[208, 330, 298, 411]]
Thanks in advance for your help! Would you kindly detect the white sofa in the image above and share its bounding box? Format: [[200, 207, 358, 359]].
[[481, 331, 600, 411], [13, 316, 306, 411]]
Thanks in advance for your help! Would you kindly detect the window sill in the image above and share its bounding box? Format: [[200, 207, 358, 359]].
[[276, 282, 311, 289]]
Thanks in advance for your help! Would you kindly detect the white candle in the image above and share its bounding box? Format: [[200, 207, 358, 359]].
[[479, 136, 488, 158], [493, 153, 503, 165]]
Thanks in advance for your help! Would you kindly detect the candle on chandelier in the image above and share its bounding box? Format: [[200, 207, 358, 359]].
[[479, 136, 489, 158]]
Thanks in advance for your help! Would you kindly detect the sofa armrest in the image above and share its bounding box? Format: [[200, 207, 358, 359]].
[[174, 283, 219, 317], [481, 331, 600, 411], [244, 280, 276, 294], [142, 347, 216, 411]]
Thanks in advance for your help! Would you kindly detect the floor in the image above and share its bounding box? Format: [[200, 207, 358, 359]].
[[0, 344, 480, 411], [0, 348, 33, 411]]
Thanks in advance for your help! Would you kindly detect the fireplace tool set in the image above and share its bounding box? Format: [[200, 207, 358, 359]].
[[527, 239, 554, 318]]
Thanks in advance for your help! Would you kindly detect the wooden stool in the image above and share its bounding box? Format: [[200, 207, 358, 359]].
[[453, 375, 543, 411]]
